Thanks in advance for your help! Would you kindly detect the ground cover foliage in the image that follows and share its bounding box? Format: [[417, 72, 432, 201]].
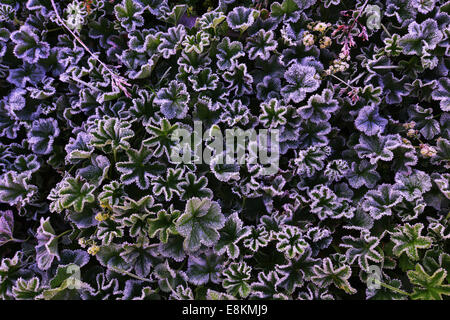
[[0, 0, 449, 300]]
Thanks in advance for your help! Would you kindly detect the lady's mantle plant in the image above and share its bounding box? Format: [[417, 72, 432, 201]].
[[0, 0, 449, 300]]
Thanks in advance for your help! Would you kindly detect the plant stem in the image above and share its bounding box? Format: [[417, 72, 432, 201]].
[[381, 23, 392, 37], [113, 149, 118, 164], [371, 65, 402, 69], [54, 229, 72, 240], [49, 0, 130, 96], [13, 17, 23, 25], [11, 236, 30, 243], [350, 0, 370, 31], [330, 74, 354, 90], [46, 27, 63, 33], [50, 0, 108, 74], [67, 163, 78, 176], [349, 72, 365, 85], [109, 266, 153, 283], [238, 28, 245, 41], [374, 279, 411, 297], [69, 76, 101, 92]]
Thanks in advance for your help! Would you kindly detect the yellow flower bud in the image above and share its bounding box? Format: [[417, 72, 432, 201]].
[[88, 245, 100, 256], [302, 32, 315, 46], [95, 212, 109, 222], [313, 22, 328, 33], [407, 129, 416, 137], [78, 237, 86, 248], [320, 36, 332, 49]]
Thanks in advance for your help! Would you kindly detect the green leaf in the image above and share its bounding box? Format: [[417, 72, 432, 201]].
[[384, 34, 403, 56], [259, 98, 286, 128], [0, 171, 37, 206], [251, 271, 287, 299], [171, 284, 194, 300], [341, 231, 383, 271], [42, 264, 92, 300], [0, 210, 14, 246], [179, 172, 213, 200], [400, 19, 443, 56], [120, 241, 158, 278], [143, 118, 180, 158], [214, 212, 250, 259], [114, 0, 144, 32], [197, 11, 226, 30], [116, 145, 165, 190], [123, 213, 150, 238], [276, 248, 320, 294], [12, 277, 43, 300], [148, 207, 180, 243], [176, 197, 225, 252], [311, 258, 356, 294], [222, 262, 252, 298], [270, 0, 299, 21], [58, 176, 96, 213], [90, 117, 134, 153], [183, 32, 210, 54], [154, 260, 188, 293], [35, 217, 60, 271], [151, 167, 184, 201], [117, 195, 161, 216], [408, 264, 450, 300], [186, 252, 224, 285], [366, 277, 407, 300], [276, 225, 309, 259], [77, 154, 110, 187], [206, 289, 236, 300], [391, 223, 432, 261], [96, 243, 128, 270], [0, 251, 31, 298], [163, 4, 187, 25], [96, 219, 124, 245], [98, 180, 126, 208], [435, 138, 450, 163]]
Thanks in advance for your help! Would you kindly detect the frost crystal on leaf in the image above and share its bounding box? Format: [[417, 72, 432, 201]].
[[281, 63, 320, 103]]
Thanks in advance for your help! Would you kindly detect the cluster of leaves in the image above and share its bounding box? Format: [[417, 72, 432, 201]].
[[0, 0, 449, 300]]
